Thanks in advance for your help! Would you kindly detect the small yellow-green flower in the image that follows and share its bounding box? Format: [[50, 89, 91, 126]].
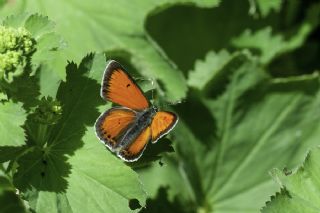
[[0, 26, 36, 82]]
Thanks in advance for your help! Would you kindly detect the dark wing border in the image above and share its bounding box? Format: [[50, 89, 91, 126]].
[[100, 60, 150, 106], [151, 111, 178, 144], [95, 106, 137, 151]]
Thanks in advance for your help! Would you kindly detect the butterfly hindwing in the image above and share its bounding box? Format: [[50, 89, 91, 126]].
[[151, 111, 178, 143], [118, 126, 151, 162], [101, 60, 150, 111], [95, 107, 136, 150]]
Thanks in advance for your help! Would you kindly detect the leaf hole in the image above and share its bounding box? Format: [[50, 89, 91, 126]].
[[129, 199, 141, 210]]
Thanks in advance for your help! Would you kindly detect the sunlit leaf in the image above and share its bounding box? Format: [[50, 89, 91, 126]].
[[0, 101, 26, 146], [255, 0, 282, 17], [188, 50, 232, 90], [262, 147, 320, 213]]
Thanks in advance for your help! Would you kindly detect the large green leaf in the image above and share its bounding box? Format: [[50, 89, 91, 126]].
[[188, 50, 232, 90], [0, 0, 219, 101], [14, 53, 147, 212], [0, 101, 26, 146], [139, 51, 320, 212], [262, 147, 320, 213]]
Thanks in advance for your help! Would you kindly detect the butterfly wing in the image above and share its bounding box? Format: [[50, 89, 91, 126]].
[[95, 107, 136, 151], [101, 60, 150, 111], [150, 111, 178, 143], [118, 126, 151, 162]]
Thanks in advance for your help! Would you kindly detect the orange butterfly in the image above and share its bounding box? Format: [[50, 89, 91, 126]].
[[95, 60, 178, 162]]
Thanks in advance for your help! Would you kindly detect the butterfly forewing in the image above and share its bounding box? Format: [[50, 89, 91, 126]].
[[118, 126, 151, 161], [95, 107, 136, 150], [151, 111, 178, 143], [101, 60, 150, 111]]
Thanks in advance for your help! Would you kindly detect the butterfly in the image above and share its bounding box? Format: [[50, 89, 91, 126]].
[[95, 60, 178, 162]]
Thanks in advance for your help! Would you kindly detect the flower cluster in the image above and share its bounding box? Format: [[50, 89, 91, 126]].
[[32, 97, 62, 125], [0, 26, 36, 82]]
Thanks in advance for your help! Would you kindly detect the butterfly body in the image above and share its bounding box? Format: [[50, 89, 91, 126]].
[[95, 60, 178, 162], [117, 106, 157, 149]]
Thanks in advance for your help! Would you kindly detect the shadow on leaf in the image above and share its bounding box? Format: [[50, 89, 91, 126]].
[[173, 90, 216, 148], [14, 53, 104, 193], [140, 187, 190, 213], [129, 138, 175, 169]]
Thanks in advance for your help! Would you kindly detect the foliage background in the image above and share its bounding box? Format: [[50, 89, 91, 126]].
[[0, 0, 320, 212]]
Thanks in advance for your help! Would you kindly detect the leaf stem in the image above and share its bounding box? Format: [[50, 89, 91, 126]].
[[205, 76, 236, 194]]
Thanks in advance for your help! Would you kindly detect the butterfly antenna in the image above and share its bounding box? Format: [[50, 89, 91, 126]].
[[161, 99, 185, 108], [151, 78, 155, 102], [134, 76, 157, 103]]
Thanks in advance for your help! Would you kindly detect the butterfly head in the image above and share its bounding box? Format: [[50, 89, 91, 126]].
[[151, 105, 158, 113]]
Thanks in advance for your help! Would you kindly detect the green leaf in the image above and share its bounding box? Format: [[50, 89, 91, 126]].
[[0, 101, 26, 146], [140, 186, 186, 213], [37, 64, 61, 98], [4, 72, 40, 109], [0, 146, 27, 163], [140, 51, 320, 212], [0, 0, 220, 101], [255, 0, 282, 17], [25, 14, 66, 79], [188, 50, 232, 90], [187, 50, 250, 91], [1, 13, 65, 107], [27, 15, 66, 79], [2, 13, 66, 79], [1, 13, 29, 28], [0, 0, 6, 8], [14, 53, 147, 212], [0, 175, 26, 213], [24, 14, 55, 38], [232, 3, 320, 64], [138, 155, 189, 203], [0, 90, 7, 101], [262, 147, 320, 213]]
